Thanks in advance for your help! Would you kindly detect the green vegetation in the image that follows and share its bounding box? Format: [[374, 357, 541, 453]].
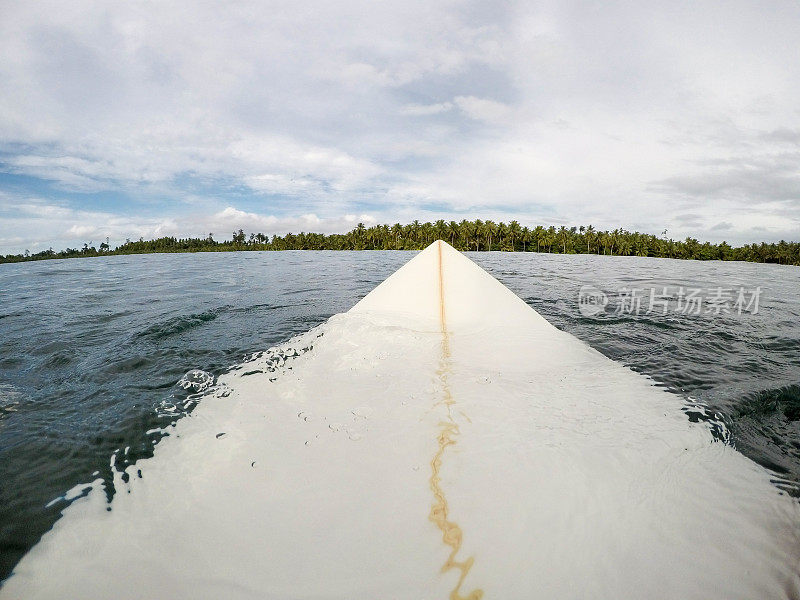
[[2, 220, 799, 265]]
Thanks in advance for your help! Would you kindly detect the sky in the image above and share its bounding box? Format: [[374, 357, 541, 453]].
[[1, 0, 799, 253]]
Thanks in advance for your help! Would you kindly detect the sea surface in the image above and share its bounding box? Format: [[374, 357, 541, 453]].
[[1, 250, 798, 582]]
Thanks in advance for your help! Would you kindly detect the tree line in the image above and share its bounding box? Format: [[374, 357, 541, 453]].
[[2, 220, 799, 265]]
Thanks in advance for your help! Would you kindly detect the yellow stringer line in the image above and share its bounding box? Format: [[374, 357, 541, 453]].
[[428, 241, 484, 600]]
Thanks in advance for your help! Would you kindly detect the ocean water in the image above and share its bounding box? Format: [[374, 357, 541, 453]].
[[0, 250, 798, 582]]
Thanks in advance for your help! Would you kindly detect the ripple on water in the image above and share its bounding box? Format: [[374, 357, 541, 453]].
[[138, 308, 225, 340]]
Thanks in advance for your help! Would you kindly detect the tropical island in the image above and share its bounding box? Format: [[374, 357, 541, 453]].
[[2, 220, 799, 265]]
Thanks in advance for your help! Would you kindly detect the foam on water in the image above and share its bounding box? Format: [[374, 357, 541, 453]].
[[2, 243, 799, 599], [178, 369, 215, 392]]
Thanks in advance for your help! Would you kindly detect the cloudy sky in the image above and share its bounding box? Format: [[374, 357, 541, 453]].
[[1, 0, 799, 253]]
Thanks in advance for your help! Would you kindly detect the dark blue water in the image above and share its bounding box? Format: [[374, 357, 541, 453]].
[[1, 251, 799, 582]]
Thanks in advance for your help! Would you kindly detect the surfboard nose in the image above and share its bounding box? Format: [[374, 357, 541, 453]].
[[350, 241, 443, 330], [350, 240, 552, 333]]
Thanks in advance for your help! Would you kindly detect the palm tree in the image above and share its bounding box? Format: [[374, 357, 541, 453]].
[[421, 222, 434, 245], [410, 220, 421, 245], [484, 220, 496, 251], [508, 220, 521, 251], [389, 223, 401, 249], [434, 219, 447, 242], [558, 226, 569, 253], [545, 226, 556, 252], [584, 225, 595, 253], [533, 225, 545, 252], [473, 220, 484, 251], [521, 226, 531, 252], [448, 221, 459, 247], [497, 221, 508, 250], [609, 229, 621, 256]]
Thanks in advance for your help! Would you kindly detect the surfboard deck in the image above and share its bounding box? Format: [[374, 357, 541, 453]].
[[2, 241, 799, 600]]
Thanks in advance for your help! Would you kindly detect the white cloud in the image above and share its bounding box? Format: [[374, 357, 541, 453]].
[[0, 194, 385, 254], [453, 96, 512, 123], [400, 102, 454, 116], [1, 0, 800, 251]]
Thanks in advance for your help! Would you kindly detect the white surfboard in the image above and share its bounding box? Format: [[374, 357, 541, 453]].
[[2, 240, 799, 599]]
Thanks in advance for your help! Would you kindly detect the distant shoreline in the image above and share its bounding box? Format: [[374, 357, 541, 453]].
[[2, 220, 799, 266]]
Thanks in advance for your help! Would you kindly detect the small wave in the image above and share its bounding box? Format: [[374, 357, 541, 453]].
[[229, 302, 292, 315], [733, 384, 800, 422], [280, 286, 323, 296], [43, 352, 73, 369], [138, 308, 225, 340], [572, 313, 688, 332], [35, 268, 94, 276], [94, 310, 134, 325], [102, 355, 152, 375], [757, 336, 800, 354]]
